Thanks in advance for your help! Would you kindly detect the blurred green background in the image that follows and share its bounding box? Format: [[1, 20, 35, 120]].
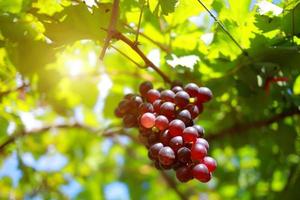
[[0, 0, 300, 199]]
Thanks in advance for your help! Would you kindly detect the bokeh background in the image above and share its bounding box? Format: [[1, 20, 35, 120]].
[[0, 0, 300, 199]]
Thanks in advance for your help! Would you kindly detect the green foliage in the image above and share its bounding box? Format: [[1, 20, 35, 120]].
[[0, 0, 300, 199]]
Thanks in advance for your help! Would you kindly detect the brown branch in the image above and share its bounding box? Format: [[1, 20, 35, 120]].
[[0, 123, 138, 154], [160, 170, 189, 200], [207, 107, 300, 141], [99, 0, 120, 60], [112, 31, 172, 84], [0, 83, 29, 100]]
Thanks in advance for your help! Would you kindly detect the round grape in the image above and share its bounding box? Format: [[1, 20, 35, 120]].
[[182, 127, 198, 143], [161, 90, 175, 102], [131, 95, 143, 106], [169, 119, 185, 137], [140, 112, 156, 128], [118, 99, 131, 114], [172, 86, 183, 93], [176, 166, 193, 182], [175, 91, 190, 108], [149, 143, 164, 160], [123, 114, 137, 128], [177, 109, 193, 126], [177, 147, 191, 163], [153, 99, 163, 113], [138, 103, 154, 114], [146, 89, 160, 103], [160, 130, 171, 145], [155, 115, 169, 131], [191, 143, 207, 161], [195, 138, 209, 150], [193, 125, 205, 138], [203, 156, 217, 172], [169, 136, 183, 152], [197, 87, 213, 103], [139, 81, 153, 97], [186, 104, 200, 119], [158, 146, 176, 166], [160, 102, 176, 119], [184, 83, 199, 97], [192, 164, 211, 183]]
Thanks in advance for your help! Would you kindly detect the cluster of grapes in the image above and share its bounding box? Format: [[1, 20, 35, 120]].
[[115, 81, 217, 183]]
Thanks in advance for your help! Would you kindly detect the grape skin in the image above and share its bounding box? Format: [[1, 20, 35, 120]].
[[140, 112, 156, 128]]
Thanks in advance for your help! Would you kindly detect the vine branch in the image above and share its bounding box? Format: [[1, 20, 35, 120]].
[[99, 0, 120, 60], [0, 124, 137, 154], [112, 31, 172, 84], [207, 107, 300, 141], [0, 83, 29, 100], [196, 0, 248, 56]]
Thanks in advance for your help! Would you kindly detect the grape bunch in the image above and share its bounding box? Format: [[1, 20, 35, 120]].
[[115, 81, 217, 183]]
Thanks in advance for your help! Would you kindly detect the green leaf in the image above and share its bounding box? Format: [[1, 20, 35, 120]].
[[37, 3, 112, 45], [159, 0, 178, 15]]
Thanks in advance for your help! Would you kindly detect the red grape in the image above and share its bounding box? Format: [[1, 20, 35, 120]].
[[183, 127, 198, 143], [160, 130, 171, 145], [195, 138, 209, 150], [176, 166, 193, 182], [175, 91, 190, 108], [146, 89, 160, 103], [155, 115, 169, 131], [186, 104, 199, 119], [169, 119, 185, 137], [153, 99, 162, 113], [138, 102, 154, 114], [184, 83, 199, 97], [161, 90, 175, 102], [160, 102, 176, 119], [193, 164, 211, 182], [191, 143, 207, 161], [197, 87, 213, 103], [169, 136, 183, 152], [140, 112, 156, 128], [177, 147, 191, 163], [203, 156, 217, 172], [139, 81, 153, 97], [123, 114, 137, 128], [193, 125, 205, 138], [172, 86, 183, 93], [177, 109, 193, 126], [149, 143, 164, 160], [158, 146, 176, 166]]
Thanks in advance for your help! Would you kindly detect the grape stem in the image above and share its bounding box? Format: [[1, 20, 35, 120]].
[[99, 0, 120, 60], [0, 124, 137, 154], [112, 31, 172, 84], [134, 0, 145, 45], [207, 107, 300, 141]]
